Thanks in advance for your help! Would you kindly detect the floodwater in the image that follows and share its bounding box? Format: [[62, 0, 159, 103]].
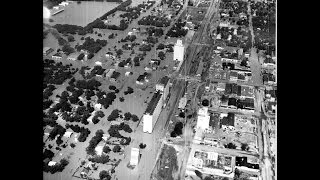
[[49, 1, 119, 27]]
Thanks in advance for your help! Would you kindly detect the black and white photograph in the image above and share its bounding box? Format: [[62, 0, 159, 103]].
[[43, 0, 276, 180]]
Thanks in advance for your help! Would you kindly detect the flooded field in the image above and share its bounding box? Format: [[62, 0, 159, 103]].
[[49, 1, 119, 27]]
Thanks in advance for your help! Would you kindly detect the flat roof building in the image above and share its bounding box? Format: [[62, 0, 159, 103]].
[[174, 39, 185, 62], [143, 91, 164, 133], [130, 148, 140, 166]]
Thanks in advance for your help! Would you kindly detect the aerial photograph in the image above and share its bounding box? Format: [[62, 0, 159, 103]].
[[43, 0, 276, 180]]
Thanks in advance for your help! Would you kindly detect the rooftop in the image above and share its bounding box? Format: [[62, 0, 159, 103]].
[[158, 76, 170, 86], [145, 91, 162, 115]]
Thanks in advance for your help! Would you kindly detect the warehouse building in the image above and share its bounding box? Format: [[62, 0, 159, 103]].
[[174, 39, 185, 62], [156, 76, 170, 101], [143, 91, 164, 133]]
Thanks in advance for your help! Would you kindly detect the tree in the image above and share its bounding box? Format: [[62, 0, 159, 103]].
[[77, 53, 85, 60], [195, 170, 203, 179], [124, 112, 132, 120], [107, 109, 120, 121], [99, 170, 111, 180], [131, 114, 139, 122], [70, 143, 76, 148], [241, 143, 249, 151], [68, 35, 75, 42], [116, 49, 123, 56], [103, 146, 111, 154], [119, 97, 125, 102], [113, 145, 121, 153], [157, 43, 165, 50]]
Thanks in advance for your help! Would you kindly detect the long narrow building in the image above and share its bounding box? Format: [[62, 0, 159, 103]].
[[142, 91, 164, 133]]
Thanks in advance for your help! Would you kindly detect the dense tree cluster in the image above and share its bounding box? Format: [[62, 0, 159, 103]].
[[138, 15, 171, 27], [88, 154, 110, 164], [49, 124, 66, 140], [92, 110, 105, 124], [158, 51, 166, 60], [86, 130, 105, 155], [43, 158, 69, 174], [107, 109, 121, 121], [43, 60, 78, 86], [113, 145, 122, 153], [62, 45, 75, 55], [166, 20, 188, 38], [96, 91, 117, 109], [146, 27, 164, 37], [75, 37, 107, 54], [145, 36, 158, 44], [170, 122, 183, 137]]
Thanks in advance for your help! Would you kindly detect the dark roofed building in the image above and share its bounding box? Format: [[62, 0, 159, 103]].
[[237, 85, 241, 96], [225, 83, 232, 95], [235, 156, 259, 169], [228, 97, 237, 107], [145, 91, 162, 115], [158, 76, 170, 86]]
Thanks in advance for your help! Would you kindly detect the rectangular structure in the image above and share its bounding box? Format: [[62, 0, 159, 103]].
[[43, 47, 54, 56], [156, 76, 170, 101], [174, 39, 185, 62], [143, 91, 163, 133], [130, 148, 140, 166]]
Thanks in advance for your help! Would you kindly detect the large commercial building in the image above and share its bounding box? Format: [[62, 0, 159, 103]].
[[174, 39, 185, 62], [156, 76, 170, 101], [143, 91, 164, 133]]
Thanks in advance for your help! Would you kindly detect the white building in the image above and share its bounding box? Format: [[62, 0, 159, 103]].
[[95, 61, 102, 66], [52, 53, 62, 60], [156, 76, 170, 101], [178, 96, 187, 110], [130, 148, 140, 166], [67, 53, 78, 61], [143, 91, 164, 133], [196, 115, 210, 130], [173, 39, 185, 62], [48, 161, 57, 166]]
